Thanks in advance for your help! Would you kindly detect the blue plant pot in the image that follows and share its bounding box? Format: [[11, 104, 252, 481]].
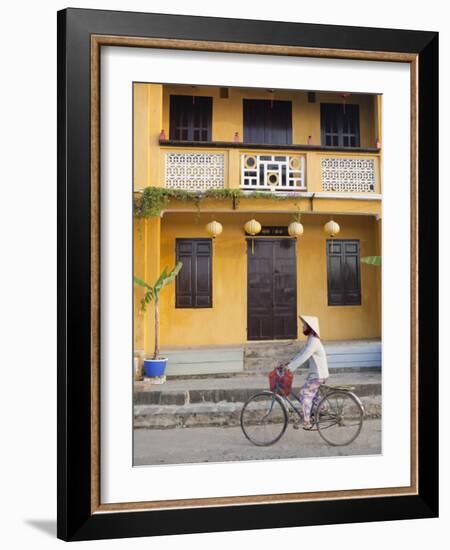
[[143, 358, 168, 377]]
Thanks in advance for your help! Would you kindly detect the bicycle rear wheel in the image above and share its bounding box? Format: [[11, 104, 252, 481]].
[[240, 391, 288, 446], [316, 391, 364, 446]]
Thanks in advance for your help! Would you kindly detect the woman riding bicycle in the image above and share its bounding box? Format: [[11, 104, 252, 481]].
[[281, 315, 329, 431]]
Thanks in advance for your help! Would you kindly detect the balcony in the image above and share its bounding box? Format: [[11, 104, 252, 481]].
[[159, 141, 381, 195], [165, 151, 225, 191], [241, 153, 306, 191], [320, 157, 377, 193]]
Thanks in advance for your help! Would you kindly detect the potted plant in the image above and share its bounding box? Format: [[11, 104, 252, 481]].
[[134, 262, 182, 378]]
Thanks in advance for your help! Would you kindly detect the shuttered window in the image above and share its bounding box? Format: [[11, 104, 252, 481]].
[[326, 240, 361, 306], [320, 103, 360, 147], [243, 99, 292, 145], [175, 239, 212, 308], [169, 95, 212, 141]]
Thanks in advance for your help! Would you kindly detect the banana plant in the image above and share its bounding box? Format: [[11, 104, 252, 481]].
[[134, 262, 183, 359], [361, 255, 381, 266]]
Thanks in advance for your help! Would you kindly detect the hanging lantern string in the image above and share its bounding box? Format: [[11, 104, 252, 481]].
[[341, 92, 351, 114]]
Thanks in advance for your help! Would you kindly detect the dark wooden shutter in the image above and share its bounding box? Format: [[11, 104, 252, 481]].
[[169, 95, 212, 141], [176, 239, 212, 308], [321, 104, 341, 147], [321, 103, 360, 147], [193, 241, 212, 307], [341, 104, 360, 147], [243, 99, 292, 145], [327, 240, 361, 306]]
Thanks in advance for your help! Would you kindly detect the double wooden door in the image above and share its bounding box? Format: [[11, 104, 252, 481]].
[[247, 239, 297, 340]]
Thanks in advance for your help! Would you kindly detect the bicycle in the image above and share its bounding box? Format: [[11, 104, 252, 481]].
[[240, 372, 365, 447]]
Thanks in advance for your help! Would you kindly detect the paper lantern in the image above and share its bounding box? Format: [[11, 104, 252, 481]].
[[205, 220, 223, 239], [244, 219, 262, 236], [244, 219, 262, 255], [288, 221, 304, 237], [324, 219, 340, 238]]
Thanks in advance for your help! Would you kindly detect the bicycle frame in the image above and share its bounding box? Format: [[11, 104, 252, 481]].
[[273, 381, 358, 428], [273, 382, 307, 422]]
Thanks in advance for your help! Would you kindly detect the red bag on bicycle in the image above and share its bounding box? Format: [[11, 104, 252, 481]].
[[268, 366, 293, 396]]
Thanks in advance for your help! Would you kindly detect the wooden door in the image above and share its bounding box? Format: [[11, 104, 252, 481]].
[[247, 239, 297, 340], [243, 99, 292, 145]]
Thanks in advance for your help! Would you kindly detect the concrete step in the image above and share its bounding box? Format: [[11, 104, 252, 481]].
[[134, 395, 381, 429], [134, 371, 381, 406], [135, 380, 381, 406]]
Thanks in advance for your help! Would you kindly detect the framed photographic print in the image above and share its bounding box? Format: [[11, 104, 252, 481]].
[[57, 8, 438, 541]]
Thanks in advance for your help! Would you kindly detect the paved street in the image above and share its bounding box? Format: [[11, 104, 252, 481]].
[[133, 418, 381, 466]]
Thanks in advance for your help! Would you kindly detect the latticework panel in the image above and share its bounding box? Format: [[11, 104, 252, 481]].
[[241, 154, 306, 192], [165, 152, 225, 190], [321, 158, 376, 192]]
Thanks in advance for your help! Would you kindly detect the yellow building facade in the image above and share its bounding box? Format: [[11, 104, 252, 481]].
[[133, 83, 382, 365]]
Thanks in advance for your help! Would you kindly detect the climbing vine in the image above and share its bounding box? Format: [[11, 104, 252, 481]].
[[133, 186, 298, 218]]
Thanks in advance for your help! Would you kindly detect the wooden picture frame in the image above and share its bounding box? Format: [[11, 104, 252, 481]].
[[57, 8, 438, 541]]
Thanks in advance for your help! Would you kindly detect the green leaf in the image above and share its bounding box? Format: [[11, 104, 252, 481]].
[[161, 262, 183, 287], [133, 276, 151, 289], [361, 256, 382, 266], [134, 263, 182, 305]]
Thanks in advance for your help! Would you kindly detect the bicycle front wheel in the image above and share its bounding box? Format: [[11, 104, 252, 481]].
[[240, 391, 288, 446], [316, 391, 364, 446]]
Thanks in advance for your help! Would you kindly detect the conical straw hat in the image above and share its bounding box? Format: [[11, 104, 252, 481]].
[[299, 315, 320, 337]]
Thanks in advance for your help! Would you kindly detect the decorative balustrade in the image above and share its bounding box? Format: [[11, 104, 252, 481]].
[[241, 154, 306, 192], [165, 152, 225, 190], [321, 157, 376, 193], [163, 148, 379, 195]]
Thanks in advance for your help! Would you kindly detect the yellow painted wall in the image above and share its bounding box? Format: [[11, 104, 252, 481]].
[[134, 84, 150, 189], [159, 195, 381, 217], [141, 212, 381, 352], [134, 83, 163, 189], [134, 218, 146, 351], [134, 217, 161, 355]]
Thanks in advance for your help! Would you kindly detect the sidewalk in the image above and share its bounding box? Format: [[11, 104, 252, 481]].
[[134, 369, 381, 429]]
